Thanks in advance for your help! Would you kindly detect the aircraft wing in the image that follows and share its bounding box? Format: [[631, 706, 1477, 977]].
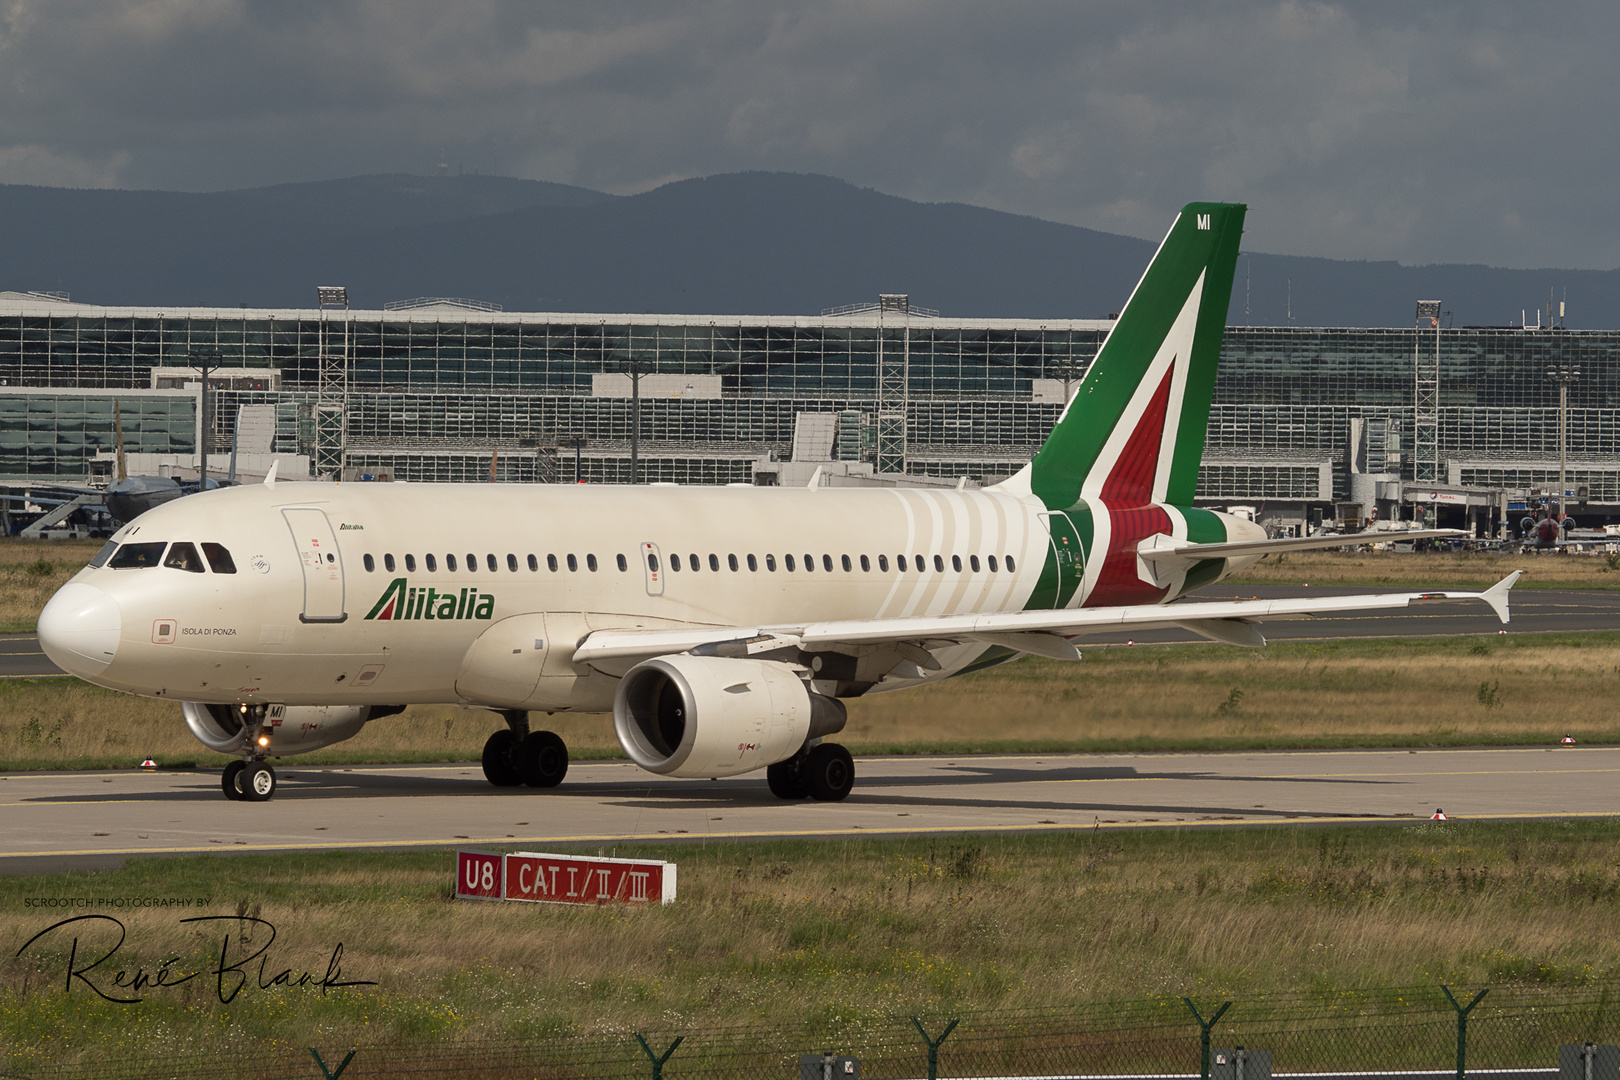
[[1137, 528, 1464, 568], [572, 572, 1522, 667]]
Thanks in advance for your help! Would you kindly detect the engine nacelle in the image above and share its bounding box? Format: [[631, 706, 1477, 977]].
[[182, 702, 390, 756], [613, 655, 845, 778]]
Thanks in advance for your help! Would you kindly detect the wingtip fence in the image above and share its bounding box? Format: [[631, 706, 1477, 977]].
[[8, 981, 1620, 1079]]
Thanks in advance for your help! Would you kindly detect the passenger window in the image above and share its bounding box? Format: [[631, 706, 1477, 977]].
[[487, 554, 498, 572], [426, 553, 438, 572], [727, 554, 738, 571], [587, 554, 598, 572], [766, 554, 777, 571], [406, 554, 417, 572], [647, 553, 660, 572], [617, 553, 628, 572], [987, 555, 998, 572], [669, 553, 681, 572], [384, 553, 396, 572], [363, 553, 375, 572], [803, 553, 814, 572], [89, 541, 118, 568], [970, 555, 980, 572], [567, 554, 578, 572], [785, 554, 796, 571], [916, 553, 926, 570], [708, 554, 719, 572], [547, 554, 558, 572], [527, 554, 537, 571], [1006, 555, 1017, 571], [878, 554, 888, 572], [860, 555, 870, 572], [163, 542, 206, 573], [841, 555, 852, 572], [933, 555, 944, 572], [952, 555, 963, 572], [507, 554, 517, 572], [466, 554, 477, 572], [747, 554, 757, 571], [447, 554, 457, 572], [109, 542, 166, 569], [202, 543, 236, 574], [897, 554, 907, 571]]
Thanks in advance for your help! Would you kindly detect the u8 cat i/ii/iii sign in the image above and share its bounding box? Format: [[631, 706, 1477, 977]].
[[455, 850, 676, 906]]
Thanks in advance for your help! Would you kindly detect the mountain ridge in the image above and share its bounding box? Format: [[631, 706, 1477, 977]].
[[1, 171, 1613, 327]]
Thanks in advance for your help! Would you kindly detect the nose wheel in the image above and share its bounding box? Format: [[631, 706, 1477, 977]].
[[222, 759, 278, 801]]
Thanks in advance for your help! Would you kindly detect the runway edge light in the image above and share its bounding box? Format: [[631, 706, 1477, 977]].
[[1432, 809, 1447, 821]]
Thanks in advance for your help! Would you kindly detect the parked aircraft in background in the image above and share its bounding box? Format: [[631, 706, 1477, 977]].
[[38, 203, 1518, 802]]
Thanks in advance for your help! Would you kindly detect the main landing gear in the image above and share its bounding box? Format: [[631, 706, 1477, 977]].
[[767, 741, 855, 802], [222, 757, 277, 802], [482, 710, 569, 789]]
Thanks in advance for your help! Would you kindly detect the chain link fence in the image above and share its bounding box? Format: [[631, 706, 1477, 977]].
[[9, 983, 1620, 1080]]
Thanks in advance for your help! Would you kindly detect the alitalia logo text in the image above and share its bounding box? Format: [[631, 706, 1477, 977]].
[[365, 578, 495, 621]]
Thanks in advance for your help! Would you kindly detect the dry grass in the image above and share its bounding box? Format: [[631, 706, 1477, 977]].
[[5, 820, 1620, 1062], [6, 631, 1618, 770], [0, 539, 103, 632], [1225, 547, 1620, 591]]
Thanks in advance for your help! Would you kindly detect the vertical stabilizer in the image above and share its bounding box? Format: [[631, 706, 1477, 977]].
[[996, 203, 1245, 509]]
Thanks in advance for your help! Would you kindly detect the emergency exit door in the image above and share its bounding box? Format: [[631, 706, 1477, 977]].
[[282, 507, 347, 622]]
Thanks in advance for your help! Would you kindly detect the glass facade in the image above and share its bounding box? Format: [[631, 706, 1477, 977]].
[[3, 297, 1616, 499], [0, 390, 196, 480]]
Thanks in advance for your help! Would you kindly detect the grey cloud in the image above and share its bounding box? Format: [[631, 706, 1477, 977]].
[[0, 1, 1615, 268]]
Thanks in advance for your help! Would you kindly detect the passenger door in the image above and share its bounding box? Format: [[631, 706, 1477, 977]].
[[282, 507, 346, 622]]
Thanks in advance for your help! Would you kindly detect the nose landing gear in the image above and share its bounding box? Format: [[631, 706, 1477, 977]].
[[482, 711, 570, 789], [221, 705, 278, 801]]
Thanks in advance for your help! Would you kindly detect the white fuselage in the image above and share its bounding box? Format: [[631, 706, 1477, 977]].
[[41, 481, 1259, 713]]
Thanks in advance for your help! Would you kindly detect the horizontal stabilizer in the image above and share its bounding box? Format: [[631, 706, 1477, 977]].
[[1138, 528, 1466, 568]]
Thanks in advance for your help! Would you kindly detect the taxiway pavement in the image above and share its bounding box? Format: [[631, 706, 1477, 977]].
[[3, 746, 1615, 874]]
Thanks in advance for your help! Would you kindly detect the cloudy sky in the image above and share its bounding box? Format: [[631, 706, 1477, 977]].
[[0, 1, 1614, 269]]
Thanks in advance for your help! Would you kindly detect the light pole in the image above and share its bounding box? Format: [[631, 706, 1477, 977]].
[[619, 358, 652, 484], [188, 351, 221, 491], [1546, 364, 1580, 526]]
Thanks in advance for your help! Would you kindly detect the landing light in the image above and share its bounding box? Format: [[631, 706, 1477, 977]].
[[257, 735, 270, 748]]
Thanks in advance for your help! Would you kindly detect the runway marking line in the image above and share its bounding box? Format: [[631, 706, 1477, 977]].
[[4, 809, 1620, 861]]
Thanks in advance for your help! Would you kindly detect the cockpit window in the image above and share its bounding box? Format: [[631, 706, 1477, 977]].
[[109, 542, 166, 569], [89, 540, 118, 568], [201, 543, 237, 574], [163, 542, 206, 573]]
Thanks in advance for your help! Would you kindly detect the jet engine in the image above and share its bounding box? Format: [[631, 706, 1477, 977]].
[[613, 655, 846, 778], [182, 702, 400, 756]]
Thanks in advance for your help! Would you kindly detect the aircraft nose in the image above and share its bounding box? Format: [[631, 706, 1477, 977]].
[[38, 582, 122, 678]]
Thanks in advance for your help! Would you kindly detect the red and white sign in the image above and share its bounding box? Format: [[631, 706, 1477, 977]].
[[455, 850, 505, 900], [455, 850, 676, 906], [505, 851, 676, 906]]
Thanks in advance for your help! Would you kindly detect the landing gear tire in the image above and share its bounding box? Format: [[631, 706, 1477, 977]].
[[516, 730, 568, 788], [804, 743, 855, 802], [481, 729, 523, 787], [222, 760, 246, 801], [767, 756, 809, 799], [242, 761, 277, 802]]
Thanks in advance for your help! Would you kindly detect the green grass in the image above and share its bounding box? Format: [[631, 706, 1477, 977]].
[[7, 819, 1620, 1070]]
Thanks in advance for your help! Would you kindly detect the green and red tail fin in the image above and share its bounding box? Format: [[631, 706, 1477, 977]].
[[996, 202, 1246, 509]]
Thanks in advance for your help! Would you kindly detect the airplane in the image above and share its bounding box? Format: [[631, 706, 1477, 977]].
[[37, 202, 1521, 803]]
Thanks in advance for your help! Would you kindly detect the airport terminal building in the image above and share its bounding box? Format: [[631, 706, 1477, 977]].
[[2, 290, 1616, 533]]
